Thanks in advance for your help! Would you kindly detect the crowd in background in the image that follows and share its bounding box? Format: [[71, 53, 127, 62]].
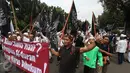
[[0, 29, 130, 73]]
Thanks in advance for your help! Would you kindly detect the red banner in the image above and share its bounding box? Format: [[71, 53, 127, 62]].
[[2, 38, 49, 73]]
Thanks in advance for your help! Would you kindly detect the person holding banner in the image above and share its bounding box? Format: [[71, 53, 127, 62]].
[[50, 34, 96, 73], [22, 32, 31, 42], [16, 31, 22, 41], [7, 32, 13, 41]]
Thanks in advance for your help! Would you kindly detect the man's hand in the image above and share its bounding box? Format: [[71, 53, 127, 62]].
[[80, 47, 87, 53], [86, 57, 89, 61], [97, 66, 102, 73]]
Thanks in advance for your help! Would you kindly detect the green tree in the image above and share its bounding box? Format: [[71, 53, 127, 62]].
[[98, 11, 124, 29], [7, 0, 84, 33], [99, 0, 130, 33], [7, 0, 41, 30]]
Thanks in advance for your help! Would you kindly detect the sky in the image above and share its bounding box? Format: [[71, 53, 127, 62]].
[[40, 0, 103, 23]]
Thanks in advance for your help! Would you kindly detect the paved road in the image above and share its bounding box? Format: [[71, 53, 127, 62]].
[[50, 53, 130, 73], [0, 53, 130, 73], [106, 53, 130, 73]]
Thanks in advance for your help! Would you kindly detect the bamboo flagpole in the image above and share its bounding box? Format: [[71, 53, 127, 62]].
[[29, 15, 32, 33], [30, 7, 44, 33], [60, 0, 75, 39], [10, 0, 18, 30], [58, 0, 75, 47], [21, 24, 29, 32]]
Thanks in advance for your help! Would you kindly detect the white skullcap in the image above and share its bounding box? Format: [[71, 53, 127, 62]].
[[84, 36, 95, 43], [12, 34, 17, 36], [23, 32, 28, 36], [120, 34, 126, 37], [16, 31, 20, 34], [8, 32, 11, 34]]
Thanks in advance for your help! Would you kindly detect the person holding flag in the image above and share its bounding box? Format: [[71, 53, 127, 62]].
[[49, 1, 96, 73], [50, 34, 96, 73]]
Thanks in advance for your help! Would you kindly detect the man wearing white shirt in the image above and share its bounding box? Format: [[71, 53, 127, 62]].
[[116, 34, 127, 64]]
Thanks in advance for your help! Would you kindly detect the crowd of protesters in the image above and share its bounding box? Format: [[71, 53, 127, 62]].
[[0, 28, 130, 73], [49, 30, 130, 73], [49, 30, 113, 73], [6, 30, 49, 43]]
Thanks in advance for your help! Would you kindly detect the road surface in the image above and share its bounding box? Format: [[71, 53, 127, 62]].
[[0, 53, 130, 73]]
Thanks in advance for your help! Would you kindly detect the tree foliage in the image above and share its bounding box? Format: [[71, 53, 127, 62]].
[[98, 11, 124, 29], [99, 0, 130, 33], [6, 0, 85, 32]]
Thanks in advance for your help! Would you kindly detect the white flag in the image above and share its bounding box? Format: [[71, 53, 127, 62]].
[[10, 20, 14, 32]]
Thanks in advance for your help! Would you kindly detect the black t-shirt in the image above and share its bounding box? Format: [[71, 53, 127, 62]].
[[59, 45, 80, 73], [75, 35, 84, 47], [95, 42, 103, 49]]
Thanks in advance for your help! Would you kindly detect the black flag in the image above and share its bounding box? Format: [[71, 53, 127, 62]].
[[70, 1, 77, 37], [64, 0, 77, 37], [0, 0, 10, 37], [33, 8, 59, 51], [91, 12, 97, 36], [69, 1, 77, 28]]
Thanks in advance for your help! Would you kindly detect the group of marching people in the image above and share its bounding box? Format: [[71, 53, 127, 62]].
[[7, 30, 49, 43], [6, 30, 54, 61], [3, 29, 130, 73], [50, 30, 130, 73], [49, 30, 113, 73]]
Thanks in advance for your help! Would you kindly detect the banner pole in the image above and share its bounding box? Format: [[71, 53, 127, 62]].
[[10, 0, 18, 30]]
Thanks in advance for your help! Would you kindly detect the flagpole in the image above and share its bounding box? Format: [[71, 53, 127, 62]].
[[29, 0, 35, 34], [29, 15, 32, 33], [85, 20, 88, 35], [21, 24, 30, 32], [30, 7, 44, 33], [58, 0, 74, 46], [61, 0, 74, 38], [10, 0, 18, 30]]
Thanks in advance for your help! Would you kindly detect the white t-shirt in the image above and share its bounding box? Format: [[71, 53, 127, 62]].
[[116, 39, 127, 53]]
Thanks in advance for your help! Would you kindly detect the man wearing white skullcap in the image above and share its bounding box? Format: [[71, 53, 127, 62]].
[[116, 34, 127, 64], [22, 32, 30, 42]]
